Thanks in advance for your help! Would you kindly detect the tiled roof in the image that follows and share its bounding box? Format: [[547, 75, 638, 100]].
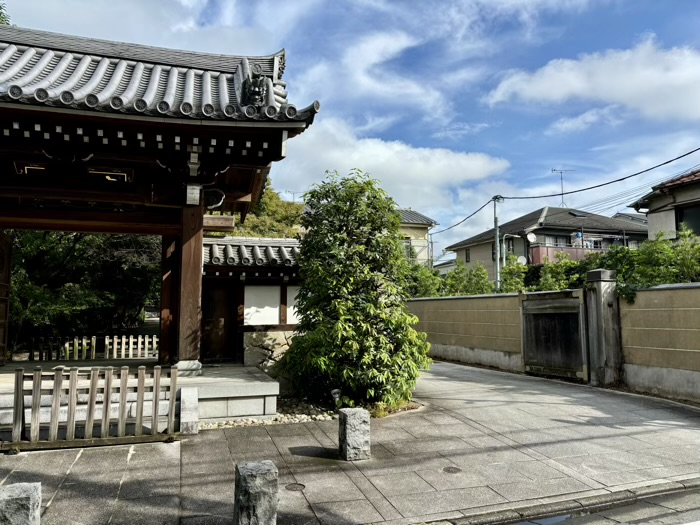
[[654, 169, 700, 191], [0, 26, 319, 123], [631, 168, 700, 209], [398, 209, 437, 226], [203, 237, 299, 267], [446, 206, 647, 250]]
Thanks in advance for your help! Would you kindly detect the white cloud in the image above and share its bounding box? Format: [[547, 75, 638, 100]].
[[485, 35, 700, 121], [546, 105, 622, 135], [432, 122, 492, 141], [273, 117, 510, 217]]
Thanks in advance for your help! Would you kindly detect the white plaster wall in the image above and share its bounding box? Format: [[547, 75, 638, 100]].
[[244, 286, 280, 325], [287, 285, 301, 324]]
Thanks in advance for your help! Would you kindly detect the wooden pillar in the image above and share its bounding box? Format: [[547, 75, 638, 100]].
[[159, 236, 179, 365], [178, 204, 204, 363]]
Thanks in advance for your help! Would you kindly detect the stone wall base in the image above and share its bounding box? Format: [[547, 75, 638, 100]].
[[429, 344, 524, 373], [624, 363, 700, 403], [243, 330, 294, 373]]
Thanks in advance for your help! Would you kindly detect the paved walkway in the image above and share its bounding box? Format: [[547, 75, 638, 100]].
[[1, 362, 700, 524]]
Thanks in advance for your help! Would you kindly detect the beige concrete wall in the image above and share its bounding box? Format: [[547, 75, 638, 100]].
[[620, 285, 700, 400], [407, 295, 523, 371], [400, 225, 430, 241]]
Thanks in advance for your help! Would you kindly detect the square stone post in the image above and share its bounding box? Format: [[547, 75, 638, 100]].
[[234, 461, 278, 525], [0, 483, 41, 525], [179, 386, 199, 435], [339, 408, 371, 461], [585, 269, 623, 386]]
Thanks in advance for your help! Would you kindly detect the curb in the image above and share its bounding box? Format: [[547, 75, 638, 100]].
[[432, 477, 700, 525]]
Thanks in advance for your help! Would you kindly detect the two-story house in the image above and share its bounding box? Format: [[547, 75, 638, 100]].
[[445, 206, 648, 281], [632, 169, 700, 239], [398, 209, 437, 266]]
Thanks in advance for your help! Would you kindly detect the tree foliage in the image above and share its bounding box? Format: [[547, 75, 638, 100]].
[[0, 2, 9, 25], [8, 232, 161, 351], [404, 262, 443, 298], [231, 178, 303, 238], [278, 170, 431, 408], [442, 260, 492, 296], [500, 254, 527, 293]]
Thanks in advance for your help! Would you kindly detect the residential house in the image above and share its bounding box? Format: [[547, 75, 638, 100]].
[[433, 258, 457, 275], [632, 169, 700, 239], [446, 206, 648, 281], [398, 209, 437, 266], [612, 211, 648, 227]]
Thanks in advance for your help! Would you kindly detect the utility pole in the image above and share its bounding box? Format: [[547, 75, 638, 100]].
[[551, 168, 576, 207], [493, 196, 503, 290]]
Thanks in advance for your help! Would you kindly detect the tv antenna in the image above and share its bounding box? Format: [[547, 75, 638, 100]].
[[551, 168, 576, 207]]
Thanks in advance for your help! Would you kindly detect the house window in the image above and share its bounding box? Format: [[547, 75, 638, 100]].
[[556, 236, 569, 247], [628, 240, 639, 250], [465, 248, 470, 262], [545, 235, 556, 246], [676, 204, 700, 234], [244, 286, 281, 325]]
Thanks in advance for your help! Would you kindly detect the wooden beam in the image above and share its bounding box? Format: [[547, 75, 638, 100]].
[[177, 204, 204, 362], [203, 215, 236, 232], [0, 208, 181, 235]]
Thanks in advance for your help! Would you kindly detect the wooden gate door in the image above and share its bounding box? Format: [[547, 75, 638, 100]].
[[521, 289, 588, 382], [0, 233, 10, 366]]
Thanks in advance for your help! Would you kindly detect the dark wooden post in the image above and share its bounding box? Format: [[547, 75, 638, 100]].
[[160, 236, 180, 365], [177, 204, 204, 369]]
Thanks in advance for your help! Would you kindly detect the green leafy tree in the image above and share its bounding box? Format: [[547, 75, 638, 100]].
[[0, 2, 9, 25], [278, 170, 431, 407], [9, 232, 161, 352], [231, 178, 303, 238], [404, 262, 443, 298], [500, 254, 527, 293], [672, 224, 700, 282], [443, 260, 492, 296], [538, 252, 579, 291]]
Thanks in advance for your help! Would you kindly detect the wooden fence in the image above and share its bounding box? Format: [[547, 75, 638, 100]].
[[30, 335, 159, 361], [7, 365, 177, 450]]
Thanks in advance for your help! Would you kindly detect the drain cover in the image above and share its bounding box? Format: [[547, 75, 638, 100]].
[[285, 483, 306, 491], [443, 466, 462, 474]]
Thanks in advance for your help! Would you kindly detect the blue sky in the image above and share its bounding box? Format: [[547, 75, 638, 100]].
[[8, 0, 700, 257]]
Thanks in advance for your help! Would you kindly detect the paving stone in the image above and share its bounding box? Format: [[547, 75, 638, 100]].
[[416, 468, 489, 491], [370, 426, 417, 442], [181, 516, 234, 525], [383, 437, 473, 455], [119, 462, 180, 500], [490, 477, 592, 502], [311, 499, 384, 525], [355, 452, 455, 477], [110, 495, 180, 525], [266, 422, 314, 437], [128, 441, 181, 465], [646, 488, 700, 511], [512, 460, 571, 481], [294, 470, 365, 503], [599, 501, 673, 522], [403, 423, 482, 440], [368, 471, 435, 497], [387, 486, 506, 517], [442, 446, 533, 467]]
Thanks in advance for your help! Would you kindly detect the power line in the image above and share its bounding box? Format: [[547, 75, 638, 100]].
[[431, 148, 700, 237], [501, 146, 700, 200], [431, 199, 493, 235]]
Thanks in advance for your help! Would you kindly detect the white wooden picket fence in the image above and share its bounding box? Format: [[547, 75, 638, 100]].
[[31, 335, 159, 361], [6, 365, 177, 450]]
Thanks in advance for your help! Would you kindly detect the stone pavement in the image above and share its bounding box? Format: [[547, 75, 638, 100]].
[[1, 361, 699, 524]]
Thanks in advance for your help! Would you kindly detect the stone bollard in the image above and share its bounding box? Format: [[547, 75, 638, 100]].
[[339, 408, 371, 461], [179, 387, 199, 435], [233, 461, 278, 525], [0, 483, 41, 525]]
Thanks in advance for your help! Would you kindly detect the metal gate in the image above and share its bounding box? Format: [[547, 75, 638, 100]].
[[521, 289, 588, 381]]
